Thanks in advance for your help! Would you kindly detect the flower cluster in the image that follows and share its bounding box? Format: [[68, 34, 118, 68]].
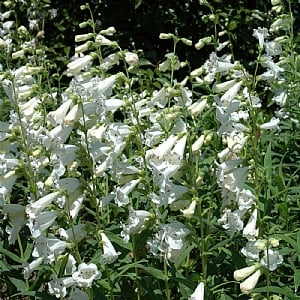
[[1, 1, 296, 299]]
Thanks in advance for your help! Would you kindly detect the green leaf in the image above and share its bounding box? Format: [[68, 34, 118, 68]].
[[273, 233, 300, 258], [264, 142, 272, 182], [252, 286, 299, 299], [118, 262, 167, 281], [135, 0, 143, 9], [141, 266, 166, 280], [8, 276, 27, 293], [295, 269, 300, 293], [0, 259, 12, 271], [0, 244, 23, 263]]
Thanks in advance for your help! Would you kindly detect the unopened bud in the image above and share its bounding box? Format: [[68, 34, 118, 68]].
[[181, 38, 192, 46], [192, 135, 205, 153], [12, 49, 25, 60], [100, 26, 116, 36], [159, 33, 174, 40], [75, 33, 94, 43]]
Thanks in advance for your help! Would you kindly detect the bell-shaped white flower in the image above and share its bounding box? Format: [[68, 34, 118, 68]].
[[189, 282, 204, 300], [260, 117, 280, 130], [48, 277, 76, 298], [114, 179, 140, 207], [64, 104, 82, 125], [121, 208, 151, 243], [26, 191, 60, 218], [220, 81, 243, 106], [260, 249, 283, 271], [125, 52, 139, 66], [181, 200, 197, 218], [72, 263, 101, 287], [253, 27, 269, 48], [47, 99, 73, 126], [151, 87, 168, 108], [67, 54, 94, 75], [100, 232, 120, 264], [243, 209, 259, 241], [23, 257, 44, 279], [3, 204, 26, 244], [28, 211, 58, 238]]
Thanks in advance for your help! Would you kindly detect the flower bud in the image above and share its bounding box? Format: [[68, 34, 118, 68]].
[[195, 37, 211, 50], [192, 135, 205, 153], [100, 26, 116, 36], [269, 238, 280, 247], [75, 33, 94, 43], [159, 33, 174, 40], [79, 21, 89, 28], [75, 41, 92, 54], [234, 264, 259, 281], [181, 38, 192, 46], [240, 269, 262, 294], [12, 49, 25, 60]]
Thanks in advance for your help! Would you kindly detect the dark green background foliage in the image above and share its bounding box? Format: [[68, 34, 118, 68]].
[[38, 0, 274, 68]]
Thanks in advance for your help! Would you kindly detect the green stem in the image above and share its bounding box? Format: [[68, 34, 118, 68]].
[[164, 259, 171, 300]]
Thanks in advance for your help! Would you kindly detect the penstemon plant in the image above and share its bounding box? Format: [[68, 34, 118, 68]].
[[0, 1, 300, 300]]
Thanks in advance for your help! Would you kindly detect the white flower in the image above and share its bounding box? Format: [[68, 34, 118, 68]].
[[66, 194, 84, 220], [253, 27, 269, 48], [26, 191, 60, 218], [59, 224, 87, 243], [260, 249, 283, 271], [234, 264, 260, 281], [240, 269, 262, 294], [151, 87, 168, 108], [220, 81, 243, 107], [192, 135, 205, 153], [148, 221, 190, 263], [178, 87, 192, 107], [64, 104, 82, 125], [47, 99, 73, 126], [19, 96, 40, 119], [189, 282, 204, 300], [237, 189, 255, 210], [32, 236, 70, 263], [218, 209, 245, 238], [100, 232, 121, 264], [0, 170, 17, 201], [243, 209, 259, 241], [188, 98, 208, 116], [260, 117, 280, 130], [23, 257, 44, 279], [114, 179, 140, 207], [273, 91, 287, 106], [72, 263, 101, 287], [265, 41, 282, 56], [67, 55, 94, 75], [48, 277, 75, 298], [28, 211, 58, 238], [121, 208, 151, 242], [125, 52, 139, 66], [181, 200, 197, 218], [241, 241, 263, 261], [222, 167, 249, 193], [227, 131, 247, 154], [3, 204, 25, 244]]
